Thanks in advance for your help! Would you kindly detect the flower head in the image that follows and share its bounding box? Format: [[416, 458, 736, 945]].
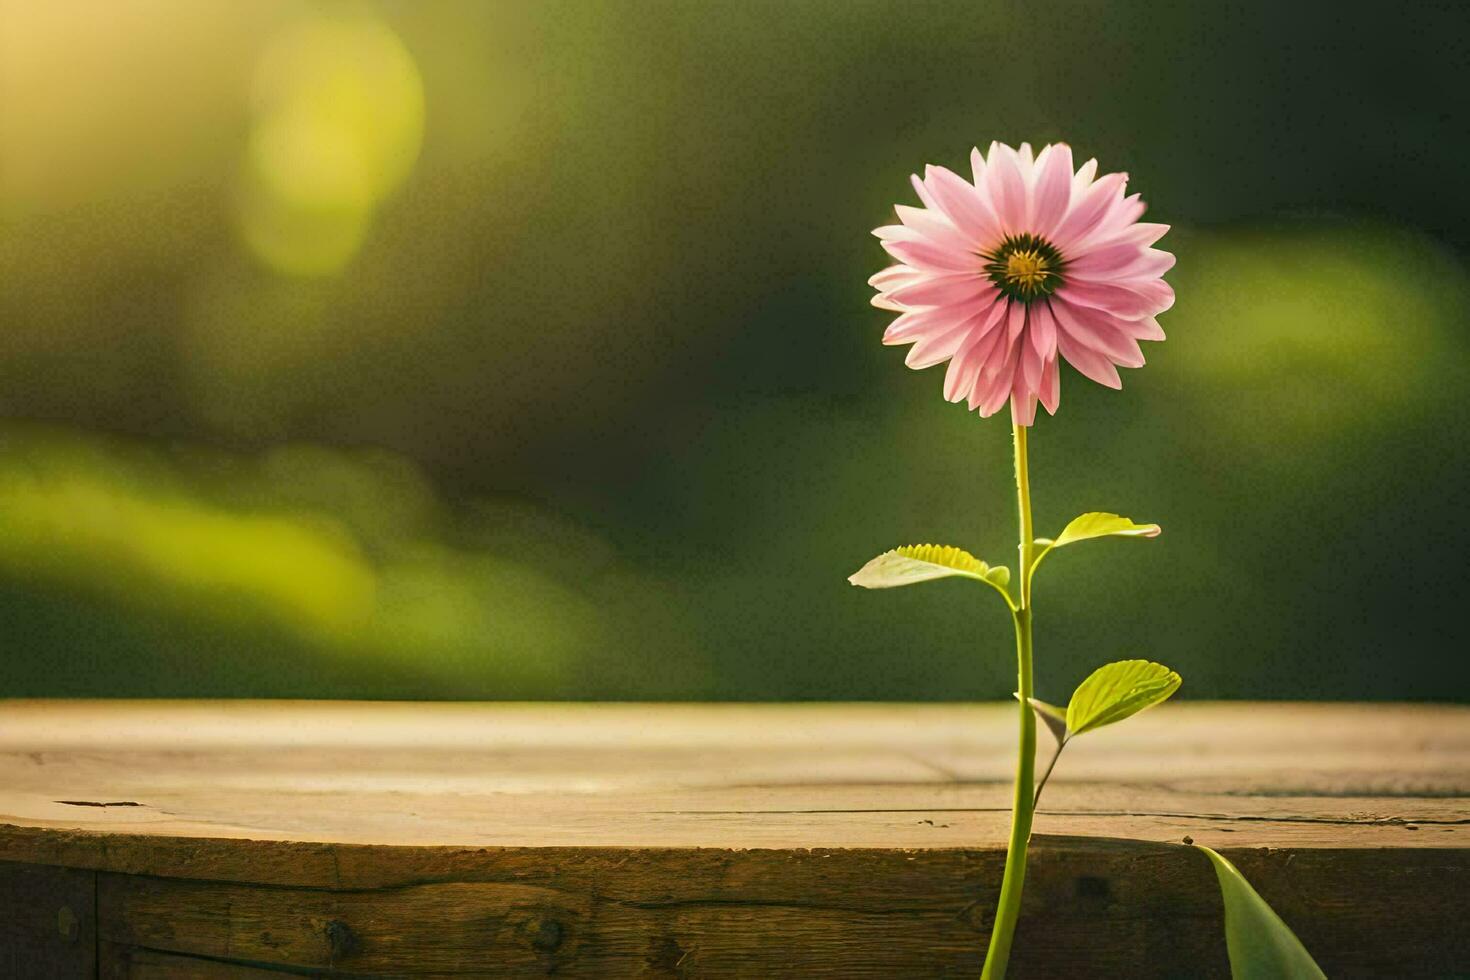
[[870, 142, 1174, 425]]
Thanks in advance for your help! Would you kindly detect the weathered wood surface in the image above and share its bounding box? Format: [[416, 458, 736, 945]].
[[0, 700, 1466, 977], [0, 862, 95, 977]]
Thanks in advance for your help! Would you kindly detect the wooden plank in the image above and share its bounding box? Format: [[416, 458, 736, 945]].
[[0, 701, 1463, 862], [91, 843, 1469, 977], [100, 942, 285, 979], [0, 860, 96, 978], [0, 701, 1464, 976], [93, 851, 1219, 977]]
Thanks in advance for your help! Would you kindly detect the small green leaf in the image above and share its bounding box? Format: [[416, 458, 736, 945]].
[[1030, 512, 1159, 579], [1027, 697, 1069, 744], [1051, 511, 1161, 548], [1194, 844, 1327, 980], [848, 545, 1011, 603], [1065, 659, 1181, 735]]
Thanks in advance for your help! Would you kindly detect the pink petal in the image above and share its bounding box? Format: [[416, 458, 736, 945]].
[[1055, 298, 1164, 356], [1011, 355, 1043, 424], [976, 338, 1022, 416], [1075, 193, 1148, 250], [1046, 299, 1123, 364], [1071, 158, 1098, 196], [881, 238, 977, 273], [903, 315, 977, 368], [1029, 301, 1058, 359], [971, 292, 1012, 341], [894, 204, 972, 253], [1055, 279, 1166, 320], [1113, 192, 1146, 227], [872, 223, 921, 242], [922, 165, 1002, 247], [1020, 324, 1046, 392], [1006, 299, 1027, 342], [1039, 355, 1060, 414], [909, 173, 940, 211], [1067, 243, 1175, 282], [1115, 248, 1175, 281], [1056, 327, 1122, 389], [868, 265, 920, 290], [984, 142, 1029, 236], [961, 324, 1010, 410], [882, 306, 964, 344], [942, 337, 980, 401], [894, 293, 1007, 369], [1030, 143, 1073, 239], [1101, 222, 1170, 248], [1051, 297, 1142, 366], [1009, 389, 1038, 427], [1119, 277, 1175, 315], [1127, 315, 1167, 342], [1124, 253, 1174, 282], [1065, 240, 1149, 276], [946, 297, 1011, 388], [943, 325, 995, 402], [887, 274, 993, 308], [870, 265, 925, 311], [1052, 171, 1127, 251]]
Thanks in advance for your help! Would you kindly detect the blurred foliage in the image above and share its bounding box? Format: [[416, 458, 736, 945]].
[[0, 427, 701, 697], [0, 0, 1465, 700]]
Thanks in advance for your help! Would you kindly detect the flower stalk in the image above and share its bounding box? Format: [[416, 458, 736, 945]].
[[855, 141, 1183, 978], [980, 422, 1037, 980]]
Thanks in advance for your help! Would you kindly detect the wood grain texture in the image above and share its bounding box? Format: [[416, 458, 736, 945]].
[[0, 861, 96, 978], [0, 700, 1465, 977], [100, 942, 283, 979]]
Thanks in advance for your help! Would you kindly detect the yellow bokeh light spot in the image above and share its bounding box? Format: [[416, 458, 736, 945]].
[[238, 5, 424, 276]]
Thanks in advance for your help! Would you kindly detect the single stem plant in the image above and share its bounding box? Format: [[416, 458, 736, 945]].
[[853, 140, 1327, 979]]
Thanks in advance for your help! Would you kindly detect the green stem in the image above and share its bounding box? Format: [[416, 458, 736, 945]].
[[981, 422, 1036, 980], [1033, 736, 1065, 808]]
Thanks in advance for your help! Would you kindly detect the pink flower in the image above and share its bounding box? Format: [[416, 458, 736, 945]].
[[870, 142, 1174, 425]]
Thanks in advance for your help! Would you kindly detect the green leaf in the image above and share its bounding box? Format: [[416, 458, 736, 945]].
[[1027, 697, 1069, 744], [1065, 659, 1181, 735], [848, 544, 1011, 600], [1194, 844, 1327, 980], [1044, 511, 1161, 548], [1030, 511, 1159, 579]]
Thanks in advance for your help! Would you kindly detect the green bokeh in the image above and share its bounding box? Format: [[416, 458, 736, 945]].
[[0, 0, 1465, 701]]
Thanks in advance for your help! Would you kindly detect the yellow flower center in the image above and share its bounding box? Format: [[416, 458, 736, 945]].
[[1003, 249, 1052, 292], [984, 233, 1065, 302]]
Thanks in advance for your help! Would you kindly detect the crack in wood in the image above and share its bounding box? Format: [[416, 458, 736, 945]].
[[623, 897, 947, 916], [129, 945, 322, 977], [54, 801, 143, 808]]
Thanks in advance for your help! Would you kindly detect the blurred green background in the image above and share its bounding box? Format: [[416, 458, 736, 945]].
[[0, 0, 1466, 702]]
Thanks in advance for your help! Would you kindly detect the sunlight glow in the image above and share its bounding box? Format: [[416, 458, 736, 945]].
[[238, 5, 424, 276]]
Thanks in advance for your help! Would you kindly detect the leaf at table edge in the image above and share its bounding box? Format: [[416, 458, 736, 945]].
[[848, 544, 1011, 601], [1065, 659, 1181, 735], [1193, 844, 1328, 980]]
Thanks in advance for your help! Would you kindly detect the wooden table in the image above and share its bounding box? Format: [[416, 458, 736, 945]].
[[0, 701, 1464, 978]]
